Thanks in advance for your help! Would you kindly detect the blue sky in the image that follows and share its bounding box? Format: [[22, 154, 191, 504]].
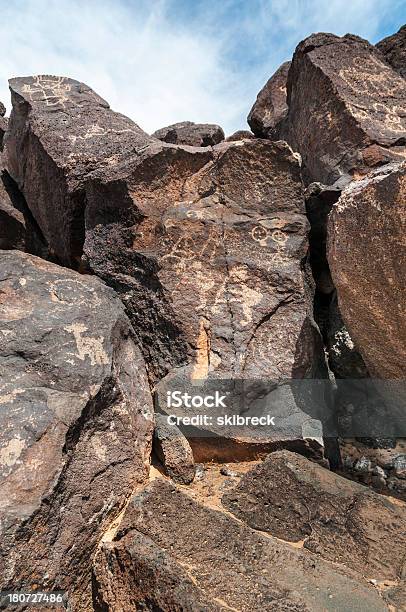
[[1, 0, 405, 134]]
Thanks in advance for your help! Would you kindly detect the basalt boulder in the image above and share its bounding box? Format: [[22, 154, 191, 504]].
[[225, 129, 255, 141], [0, 251, 153, 611], [93, 478, 389, 611], [284, 33, 406, 184], [222, 450, 406, 582], [153, 413, 195, 484], [327, 162, 406, 382], [5, 75, 327, 457], [377, 24, 406, 78], [152, 121, 225, 146], [5, 75, 154, 268], [248, 61, 290, 139]]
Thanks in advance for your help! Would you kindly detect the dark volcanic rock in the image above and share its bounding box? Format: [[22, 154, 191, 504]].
[[222, 450, 406, 581], [377, 24, 406, 78], [84, 138, 321, 383], [93, 530, 220, 612], [225, 129, 255, 141], [0, 117, 7, 150], [0, 251, 153, 610], [5, 75, 153, 268], [0, 102, 7, 150], [93, 478, 388, 611], [0, 166, 47, 256], [248, 61, 290, 138], [327, 162, 406, 381], [152, 121, 224, 146], [6, 75, 327, 455], [154, 413, 195, 484], [284, 33, 406, 184], [305, 182, 340, 297]]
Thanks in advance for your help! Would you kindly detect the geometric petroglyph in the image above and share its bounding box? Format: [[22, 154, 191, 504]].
[[339, 56, 406, 135], [22, 75, 72, 109]]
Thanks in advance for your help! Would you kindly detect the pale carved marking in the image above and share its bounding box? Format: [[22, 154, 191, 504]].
[[21, 75, 72, 109], [339, 56, 406, 135]]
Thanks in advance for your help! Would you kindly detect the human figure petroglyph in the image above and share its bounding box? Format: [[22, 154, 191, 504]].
[[22, 75, 72, 109]]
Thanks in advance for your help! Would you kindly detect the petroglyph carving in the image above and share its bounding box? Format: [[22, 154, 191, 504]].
[[64, 323, 109, 365], [22, 75, 72, 108], [339, 56, 406, 134]]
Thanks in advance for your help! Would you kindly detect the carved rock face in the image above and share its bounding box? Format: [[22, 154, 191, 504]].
[[328, 162, 406, 381], [152, 121, 225, 146], [5, 76, 324, 382], [284, 33, 406, 184], [5, 75, 326, 455], [0, 251, 153, 610], [5, 75, 154, 267], [248, 61, 290, 139], [377, 24, 406, 78]]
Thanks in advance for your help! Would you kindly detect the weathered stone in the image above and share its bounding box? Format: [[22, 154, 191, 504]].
[[225, 129, 255, 141], [0, 117, 7, 150], [153, 413, 195, 484], [93, 478, 389, 611], [393, 454, 406, 479], [6, 75, 327, 456], [84, 137, 321, 385], [222, 450, 406, 581], [326, 292, 368, 379], [327, 162, 406, 381], [0, 251, 153, 610], [248, 61, 290, 138], [0, 167, 47, 256], [377, 24, 406, 78], [152, 121, 224, 146], [5, 75, 153, 268], [0, 101, 5, 116], [284, 33, 406, 184]]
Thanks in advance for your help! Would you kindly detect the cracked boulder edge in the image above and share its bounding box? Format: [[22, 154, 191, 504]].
[[93, 477, 390, 611], [0, 251, 154, 611], [280, 33, 406, 184], [222, 450, 406, 588]]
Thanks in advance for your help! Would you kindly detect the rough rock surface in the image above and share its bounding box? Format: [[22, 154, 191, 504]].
[[0, 102, 7, 149], [326, 292, 368, 379], [84, 137, 321, 385], [248, 61, 290, 138], [153, 413, 195, 483], [0, 166, 47, 255], [4, 76, 327, 458], [225, 129, 255, 141], [93, 478, 389, 611], [0, 251, 153, 610], [0, 117, 7, 150], [377, 24, 406, 78], [222, 450, 406, 581], [284, 33, 406, 184], [152, 121, 225, 146], [327, 162, 406, 381], [5, 75, 154, 268]]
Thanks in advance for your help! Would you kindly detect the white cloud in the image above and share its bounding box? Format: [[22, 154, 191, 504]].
[[0, 0, 402, 134]]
